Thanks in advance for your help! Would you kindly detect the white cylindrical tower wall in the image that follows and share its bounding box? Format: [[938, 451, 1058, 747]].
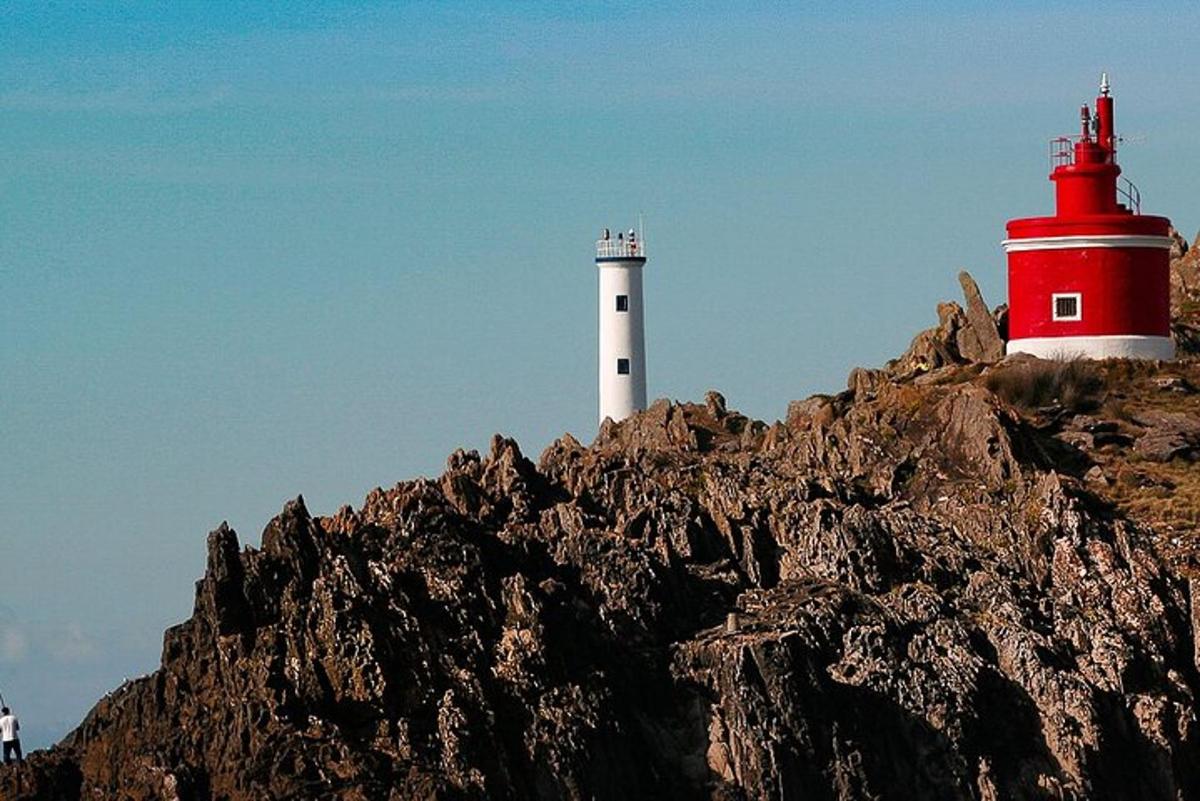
[[596, 249, 647, 425]]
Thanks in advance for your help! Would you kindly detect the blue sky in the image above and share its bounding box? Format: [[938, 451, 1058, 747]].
[[3, 1, 1200, 748]]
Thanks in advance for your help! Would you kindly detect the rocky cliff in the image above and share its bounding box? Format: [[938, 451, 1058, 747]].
[[4, 263, 1200, 801]]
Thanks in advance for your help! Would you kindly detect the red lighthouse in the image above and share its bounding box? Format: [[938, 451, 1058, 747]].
[[1004, 75, 1174, 360]]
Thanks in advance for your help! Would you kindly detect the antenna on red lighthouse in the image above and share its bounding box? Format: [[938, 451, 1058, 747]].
[[1095, 72, 1115, 160]]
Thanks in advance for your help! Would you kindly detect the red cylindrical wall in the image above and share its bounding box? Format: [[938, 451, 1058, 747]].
[[1007, 245, 1170, 339], [1096, 95, 1115, 155], [1052, 163, 1119, 215]]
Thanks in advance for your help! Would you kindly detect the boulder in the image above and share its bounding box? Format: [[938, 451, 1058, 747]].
[[1132, 410, 1200, 462]]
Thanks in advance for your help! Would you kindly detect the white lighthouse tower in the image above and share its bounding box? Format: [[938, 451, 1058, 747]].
[[595, 226, 647, 425]]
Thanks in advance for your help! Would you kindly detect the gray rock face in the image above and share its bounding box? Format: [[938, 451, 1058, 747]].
[[1132, 410, 1200, 462], [3, 368, 1199, 801]]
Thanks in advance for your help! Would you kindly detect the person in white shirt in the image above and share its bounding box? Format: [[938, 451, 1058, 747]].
[[0, 707, 21, 764]]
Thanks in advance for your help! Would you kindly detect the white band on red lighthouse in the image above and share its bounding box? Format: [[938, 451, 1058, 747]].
[[1002, 235, 1173, 253]]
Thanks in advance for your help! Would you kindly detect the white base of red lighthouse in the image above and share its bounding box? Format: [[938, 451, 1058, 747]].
[[1006, 334, 1174, 361]]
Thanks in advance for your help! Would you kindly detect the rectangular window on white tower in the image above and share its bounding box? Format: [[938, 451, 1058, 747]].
[[616, 294, 629, 312], [1052, 293, 1081, 321], [617, 358, 630, 375]]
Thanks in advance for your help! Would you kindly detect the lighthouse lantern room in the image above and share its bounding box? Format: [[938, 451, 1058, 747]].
[[1004, 74, 1174, 361], [595, 226, 648, 425]]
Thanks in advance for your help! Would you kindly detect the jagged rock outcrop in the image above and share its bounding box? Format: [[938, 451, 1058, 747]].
[[889, 270, 1005, 376], [956, 271, 1006, 363], [5, 355, 1200, 799]]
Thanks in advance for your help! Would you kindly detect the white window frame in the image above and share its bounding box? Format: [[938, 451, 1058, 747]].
[[1051, 292, 1082, 322]]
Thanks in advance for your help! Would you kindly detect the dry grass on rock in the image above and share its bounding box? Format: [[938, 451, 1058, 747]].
[[983, 358, 1107, 413]]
